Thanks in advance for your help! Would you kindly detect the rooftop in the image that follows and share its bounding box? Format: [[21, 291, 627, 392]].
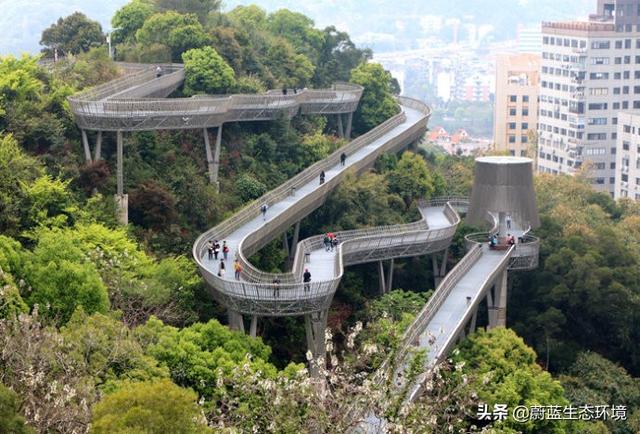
[[476, 156, 533, 165]]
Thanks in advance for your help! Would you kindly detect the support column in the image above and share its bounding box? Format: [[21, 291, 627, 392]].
[[386, 258, 394, 292], [337, 114, 344, 138], [212, 125, 223, 193], [115, 130, 128, 225], [228, 310, 245, 333], [249, 315, 258, 338], [203, 128, 216, 185], [495, 270, 508, 328], [378, 261, 386, 294], [486, 288, 497, 329], [283, 231, 290, 258], [291, 222, 301, 257], [81, 129, 92, 163], [440, 247, 449, 277], [94, 131, 103, 161], [305, 310, 328, 376], [345, 112, 353, 139], [469, 307, 478, 334]]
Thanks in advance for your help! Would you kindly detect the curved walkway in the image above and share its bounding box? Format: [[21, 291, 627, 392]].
[[69, 64, 363, 132], [192, 98, 435, 318]]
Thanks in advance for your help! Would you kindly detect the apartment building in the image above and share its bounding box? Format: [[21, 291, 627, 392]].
[[615, 111, 640, 199], [538, 0, 640, 195], [493, 53, 540, 156]]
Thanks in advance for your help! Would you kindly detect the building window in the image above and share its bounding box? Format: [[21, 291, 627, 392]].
[[509, 95, 517, 102], [521, 135, 528, 143], [509, 108, 517, 116], [587, 133, 607, 140], [522, 108, 529, 116], [592, 41, 611, 49], [589, 72, 610, 79], [508, 135, 516, 143], [523, 95, 529, 103], [522, 122, 529, 130], [508, 122, 516, 130]]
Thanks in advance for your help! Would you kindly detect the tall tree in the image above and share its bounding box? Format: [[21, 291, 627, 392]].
[[136, 12, 208, 62], [40, 12, 104, 56], [91, 379, 211, 434], [181, 46, 235, 95], [349, 62, 399, 134], [111, 1, 155, 44], [154, 0, 222, 24]]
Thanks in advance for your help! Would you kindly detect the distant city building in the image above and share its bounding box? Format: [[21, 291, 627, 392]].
[[493, 53, 540, 156], [615, 111, 640, 199], [426, 126, 492, 155], [458, 74, 493, 102], [518, 25, 543, 53], [538, 0, 640, 195]]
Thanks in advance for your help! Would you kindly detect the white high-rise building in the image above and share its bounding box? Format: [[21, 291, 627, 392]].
[[538, 0, 640, 195]]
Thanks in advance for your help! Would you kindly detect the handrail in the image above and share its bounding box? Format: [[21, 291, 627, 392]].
[[191, 98, 436, 316], [68, 63, 365, 131]]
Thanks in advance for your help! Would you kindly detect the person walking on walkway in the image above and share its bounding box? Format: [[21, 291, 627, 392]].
[[207, 240, 214, 260], [272, 277, 280, 297], [218, 259, 226, 277], [323, 234, 331, 252], [213, 240, 220, 260], [261, 203, 268, 221], [303, 268, 311, 291], [320, 171, 325, 185], [233, 260, 242, 280], [222, 241, 229, 260], [332, 236, 339, 251], [340, 152, 347, 166], [506, 214, 512, 230], [155, 66, 163, 78]]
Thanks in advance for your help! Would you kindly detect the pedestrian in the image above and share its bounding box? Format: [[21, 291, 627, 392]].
[[332, 236, 339, 250], [506, 214, 512, 230], [261, 203, 268, 221], [282, 87, 287, 95], [508, 234, 515, 245], [223, 241, 229, 260], [234, 260, 242, 280], [218, 259, 226, 277], [466, 296, 471, 305], [329, 234, 335, 251], [213, 240, 220, 260], [155, 65, 162, 78], [323, 234, 331, 252], [273, 277, 280, 297], [340, 152, 347, 166], [320, 171, 325, 185], [303, 268, 311, 291], [207, 240, 214, 260]]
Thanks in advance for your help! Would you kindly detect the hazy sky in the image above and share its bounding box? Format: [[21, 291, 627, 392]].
[[0, 0, 592, 55]]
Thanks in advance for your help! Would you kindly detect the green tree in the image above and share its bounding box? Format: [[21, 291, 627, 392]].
[[0, 383, 34, 434], [135, 317, 283, 398], [21, 175, 78, 228], [182, 46, 235, 95], [349, 62, 399, 134], [40, 12, 104, 56], [313, 26, 371, 87], [0, 134, 43, 235], [388, 151, 436, 206], [21, 228, 109, 324], [235, 174, 267, 202], [155, 0, 222, 23], [266, 9, 324, 62], [264, 39, 314, 88], [227, 5, 267, 29], [91, 379, 211, 434], [136, 12, 208, 62], [111, 0, 155, 44], [0, 236, 29, 319], [454, 328, 570, 433], [561, 352, 640, 434]]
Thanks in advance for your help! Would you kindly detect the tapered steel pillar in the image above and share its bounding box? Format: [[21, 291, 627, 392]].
[[305, 310, 328, 376], [250, 315, 258, 338], [115, 130, 128, 225], [94, 131, 103, 161], [81, 129, 92, 163], [228, 310, 245, 333], [337, 114, 344, 138], [212, 125, 223, 193], [345, 112, 353, 139], [204, 128, 215, 185]]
